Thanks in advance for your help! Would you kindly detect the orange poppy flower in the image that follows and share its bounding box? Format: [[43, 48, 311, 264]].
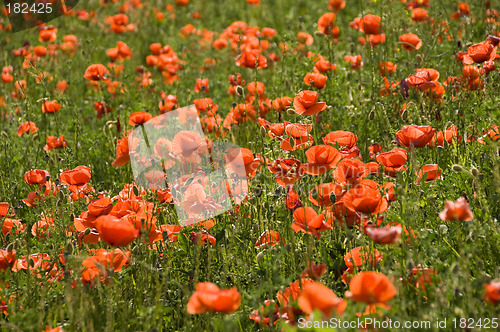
[[41, 100, 61, 113], [317, 12, 337, 35], [303, 72, 327, 89], [344, 246, 382, 269], [171, 130, 203, 157], [314, 60, 336, 73], [439, 197, 473, 221], [292, 206, 332, 239], [280, 122, 314, 151], [226, 147, 261, 179], [342, 180, 388, 215], [323, 130, 358, 148], [463, 41, 498, 64], [194, 78, 209, 93], [297, 282, 347, 318], [235, 49, 267, 69], [0, 249, 16, 271], [344, 55, 363, 69], [429, 125, 462, 147], [396, 125, 435, 148], [297, 32, 314, 46], [483, 281, 500, 305], [24, 169, 49, 185], [31, 215, 55, 239], [366, 225, 402, 244], [84, 64, 108, 81], [309, 182, 343, 207], [267, 157, 303, 186], [300, 262, 328, 280], [303, 145, 341, 175], [39, 26, 57, 42], [277, 278, 315, 307], [411, 8, 429, 22], [379, 62, 397, 76], [346, 271, 396, 304], [376, 148, 407, 176], [112, 135, 130, 167], [285, 185, 303, 210], [94, 101, 113, 119], [399, 33, 422, 51], [293, 90, 327, 115], [328, 0, 345, 11], [187, 282, 241, 314], [128, 111, 153, 126], [34, 46, 47, 57], [17, 121, 38, 136], [2, 218, 25, 236], [60, 166, 91, 186], [0, 202, 10, 218], [254, 230, 283, 249], [361, 14, 381, 34], [272, 96, 292, 111], [332, 158, 368, 185], [96, 215, 139, 247], [249, 300, 280, 327], [416, 164, 442, 184]]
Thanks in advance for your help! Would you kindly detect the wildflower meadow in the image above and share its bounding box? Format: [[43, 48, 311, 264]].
[[0, 0, 499, 330]]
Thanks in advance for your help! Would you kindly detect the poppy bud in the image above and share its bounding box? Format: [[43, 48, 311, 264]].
[[314, 31, 325, 38], [235, 85, 244, 96], [31, 133, 39, 141], [470, 166, 479, 177], [133, 186, 139, 196], [329, 191, 336, 204], [84, 228, 91, 235], [260, 126, 267, 137], [1, 131, 8, 139], [64, 242, 74, 255], [286, 108, 295, 114], [5, 242, 14, 252], [256, 251, 264, 263], [368, 111, 375, 120], [439, 224, 448, 234], [452, 164, 464, 172]]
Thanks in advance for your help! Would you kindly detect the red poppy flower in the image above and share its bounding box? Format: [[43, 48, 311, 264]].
[[187, 282, 241, 314], [303, 73, 327, 89], [293, 90, 327, 115], [342, 180, 388, 215], [483, 281, 500, 305], [267, 157, 304, 186], [24, 169, 49, 185], [399, 33, 422, 51], [439, 197, 473, 221], [346, 271, 396, 304], [254, 230, 283, 249], [396, 125, 435, 148], [129, 111, 153, 126], [44, 135, 68, 151], [309, 182, 343, 207], [84, 64, 108, 81], [297, 282, 347, 318], [366, 225, 402, 244], [361, 14, 381, 34], [416, 164, 442, 184], [302, 145, 341, 175], [60, 166, 91, 186], [96, 215, 139, 247], [292, 206, 332, 239]]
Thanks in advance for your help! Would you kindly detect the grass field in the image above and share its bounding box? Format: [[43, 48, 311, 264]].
[[0, 0, 499, 330]]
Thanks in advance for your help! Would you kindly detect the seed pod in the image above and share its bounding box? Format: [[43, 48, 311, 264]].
[[470, 166, 479, 177], [452, 164, 464, 172]]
